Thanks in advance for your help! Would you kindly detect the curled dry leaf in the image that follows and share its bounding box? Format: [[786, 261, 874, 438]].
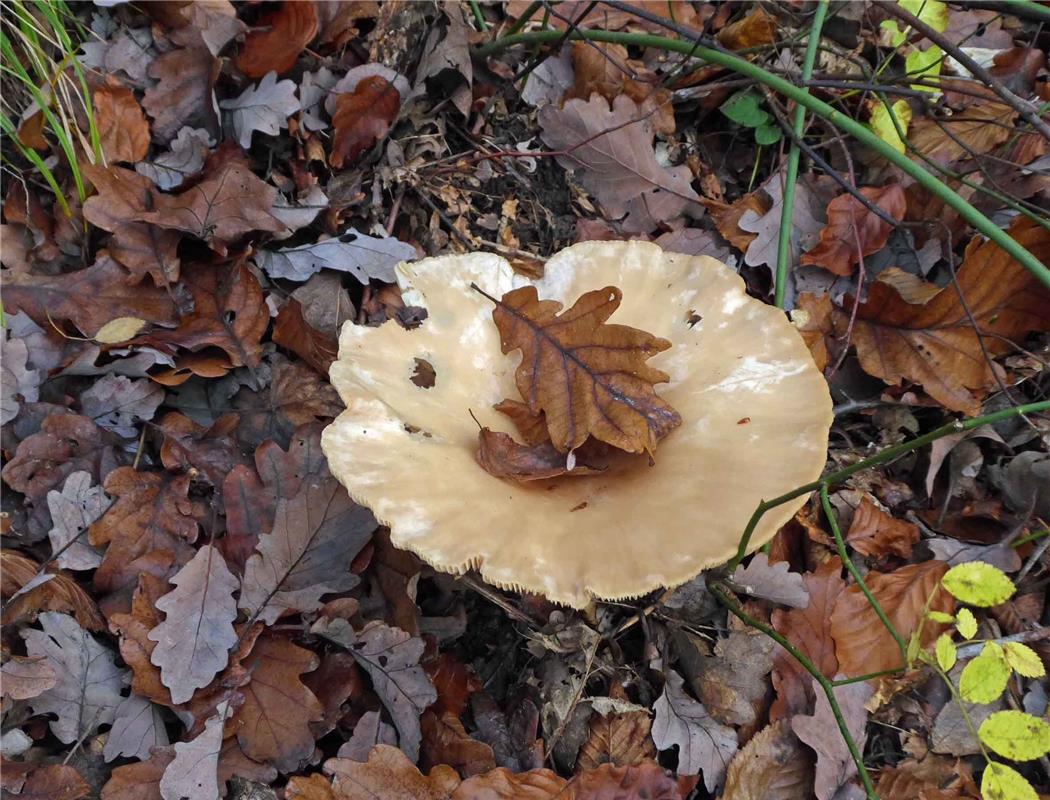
[[835, 216, 1050, 415], [148, 545, 239, 705], [94, 76, 151, 164], [236, 0, 319, 78], [721, 720, 815, 800], [830, 560, 954, 675], [1, 551, 105, 631], [330, 75, 401, 168], [142, 44, 220, 143], [482, 284, 681, 454], [801, 185, 906, 276], [845, 496, 920, 560], [475, 428, 605, 482], [0, 655, 57, 700]]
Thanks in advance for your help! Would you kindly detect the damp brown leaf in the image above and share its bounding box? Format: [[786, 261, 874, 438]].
[[475, 428, 604, 482], [801, 185, 906, 276], [481, 284, 681, 454]]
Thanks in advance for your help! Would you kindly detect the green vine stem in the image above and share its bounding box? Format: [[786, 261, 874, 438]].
[[820, 484, 908, 661], [727, 400, 1050, 571], [711, 582, 879, 800], [475, 28, 1050, 291], [775, 0, 829, 308]]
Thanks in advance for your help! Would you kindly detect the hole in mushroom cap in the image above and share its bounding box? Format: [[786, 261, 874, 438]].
[[410, 357, 436, 389]]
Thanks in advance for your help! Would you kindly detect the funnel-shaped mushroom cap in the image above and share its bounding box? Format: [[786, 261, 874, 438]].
[[322, 241, 832, 608]]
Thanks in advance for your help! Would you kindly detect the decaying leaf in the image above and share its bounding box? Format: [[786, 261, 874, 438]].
[[255, 229, 415, 284], [220, 71, 301, 149], [21, 612, 125, 744], [0, 655, 57, 700], [160, 702, 227, 800], [483, 284, 681, 454], [240, 479, 375, 625], [312, 617, 437, 763], [331, 75, 401, 168], [148, 545, 239, 705], [47, 471, 110, 571], [792, 680, 873, 800], [236, 0, 318, 78], [474, 427, 605, 482], [730, 553, 810, 608], [652, 670, 737, 793], [721, 720, 815, 800], [94, 76, 150, 164], [142, 44, 220, 144], [539, 94, 701, 233], [801, 185, 906, 276], [845, 496, 920, 560]]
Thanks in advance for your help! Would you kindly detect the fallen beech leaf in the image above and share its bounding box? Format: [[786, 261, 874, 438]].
[[846, 497, 920, 559], [482, 284, 680, 454], [14, 764, 90, 800], [220, 70, 301, 149], [233, 636, 323, 772], [0, 655, 56, 700], [236, 0, 319, 78], [274, 298, 338, 374], [910, 102, 1017, 164], [312, 618, 437, 763], [721, 720, 815, 800], [21, 611, 125, 744], [771, 558, 846, 720], [104, 693, 169, 762], [718, 7, 778, 50], [567, 41, 631, 102], [142, 44, 220, 143], [1, 551, 105, 631], [730, 553, 810, 608], [94, 76, 150, 163], [240, 479, 375, 625], [801, 185, 906, 276], [47, 471, 109, 571], [138, 164, 283, 249], [421, 710, 497, 778], [475, 428, 604, 481], [874, 755, 979, 800], [330, 75, 401, 168], [539, 94, 701, 233], [160, 702, 227, 800], [148, 545, 239, 705], [324, 744, 460, 799], [256, 229, 414, 284], [830, 560, 954, 675], [94, 316, 148, 344], [101, 747, 175, 800], [577, 698, 656, 770], [2, 254, 178, 335], [835, 216, 1050, 414], [792, 680, 873, 800], [652, 670, 737, 792]]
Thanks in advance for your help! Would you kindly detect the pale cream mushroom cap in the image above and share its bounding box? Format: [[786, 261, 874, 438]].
[[322, 241, 832, 608]]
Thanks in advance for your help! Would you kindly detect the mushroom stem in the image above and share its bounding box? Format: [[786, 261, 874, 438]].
[[726, 400, 1050, 571]]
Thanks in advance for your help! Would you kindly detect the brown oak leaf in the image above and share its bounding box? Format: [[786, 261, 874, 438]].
[[0, 655, 57, 700], [156, 412, 250, 490], [834, 215, 1050, 415], [721, 720, 815, 800], [330, 75, 401, 168], [236, 0, 319, 78], [801, 185, 906, 276], [845, 496, 920, 560], [718, 7, 778, 50], [94, 76, 150, 164], [142, 45, 220, 143], [13, 764, 89, 800], [481, 284, 681, 454], [421, 710, 497, 778], [324, 745, 461, 799], [1, 551, 105, 631], [475, 427, 605, 482], [100, 747, 175, 800]]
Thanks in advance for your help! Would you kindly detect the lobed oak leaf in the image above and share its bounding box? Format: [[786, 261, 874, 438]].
[[220, 71, 301, 149], [834, 216, 1050, 415], [791, 679, 873, 800], [339, 710, 398, 761], [730, 552, 810, 608], [482, 284, 681, 454], [148, 545, 240, 705], [324, 744, 460, 800], [1, 551, 105, 631], [81, 375, 164, 439], [104, 693, 170, 762], [233, 636, 323, 772], [801, 185, 906, 276], [421, 710, 497, 778], [239, 478, 373, 624], [1, 333, 40, 425], [312, 618, 437, 763], [101, 747, 175, 800], [21, 612, 125, 744], [160, 702, 228, 800], [155, 411, 250, 490], [236, 0, 319, 78], [256, 229, 415, 284], [142, 45, 220, 144], [0, 655, 56, 701], [286, 774, 337, 800], [136, 126, 213, 191], [830, 560, 954, 675], [330, 76, 401, 168], [94, 76, 150, 164], [845, 496, 920, 560], [694, 630, 776, 728], [721, 720, 815, 800], [539, 94, 700, 233], [47, 471, 109, 571]]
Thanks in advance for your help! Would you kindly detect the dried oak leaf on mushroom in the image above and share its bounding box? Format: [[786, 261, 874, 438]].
[[322, 242, 832, 607]]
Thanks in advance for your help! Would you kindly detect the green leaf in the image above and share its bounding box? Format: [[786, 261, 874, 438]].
[[880, 20, 908, 48], [721, 90, 769, 128], [754, 123, 781, 146], [942, 562, 1016, 607], [905, 45, 943, 93], [935, 633, 956, 672], [979, 711, 1050, 761], [981, 761, 1038, 800], [928, 610, 955, 624], [901, 0, 948, 33], [956, 608, 978, 639], [869, 99, 911, 154], [1004, 643, 1046, 678], [959, 643, 1009, 703]]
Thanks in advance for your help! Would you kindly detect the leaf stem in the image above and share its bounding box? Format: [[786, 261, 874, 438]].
[[775, 0, 828, 308]]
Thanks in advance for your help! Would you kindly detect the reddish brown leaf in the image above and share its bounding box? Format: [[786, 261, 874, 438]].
[[324, 745, 461, 799], [721, 720, 815, 800], [16, 764, 90, 800], [142, 45, 220, 143], [706, 192, 770, 254], [830, 560, 954, 675], [770, 558, 846, 720], [0, 551, 105, 631], [108, 222, 181, 288], [101, 747, 175, 800], [330, 75, 401, 168], [274, 298, 338, 374], [565, 760, 689, 799], [835, 216, 1050, 414], [493, 398, 551, 446], [576, 703, 656, 771], [236, 0, 319, 78], [792, 292, 834, 373], [717, 7, 778, 50], [452, 765, 567, 797], [94, 76, 150, 164], [109, 573, 173, 706], [1, 254, 177, 336], [475, 427, 605, 482], [875, 755, 980, 800], [286, 773, 337, 800], [421, 710, 497, 778], [233, 636, 324, 772], [428, 653, 483, 717], [484, 284, 680, 454], [156, 412, 249, 489], [801, 185, 906, 276], [845, 497, 920, 560]]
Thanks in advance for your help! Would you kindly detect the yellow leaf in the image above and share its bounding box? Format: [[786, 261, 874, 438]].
[[979, 711, 1050, 762], [935, 633, 956, 672], [981, 761, 1038, 800], [956, 608, 978, 639], [959, 642, 1009, 703], [942, 562, 1016, 607], [906, 45, 943, 93], [870, 99, 911, 154], [93, 317, 147, 344], [1004, 642, 1046, 678], [927, 611, 955, 624], [901, 0, 948, 33]]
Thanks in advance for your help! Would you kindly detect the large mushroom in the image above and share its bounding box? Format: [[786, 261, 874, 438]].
[[322, 241, 832, 608]]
